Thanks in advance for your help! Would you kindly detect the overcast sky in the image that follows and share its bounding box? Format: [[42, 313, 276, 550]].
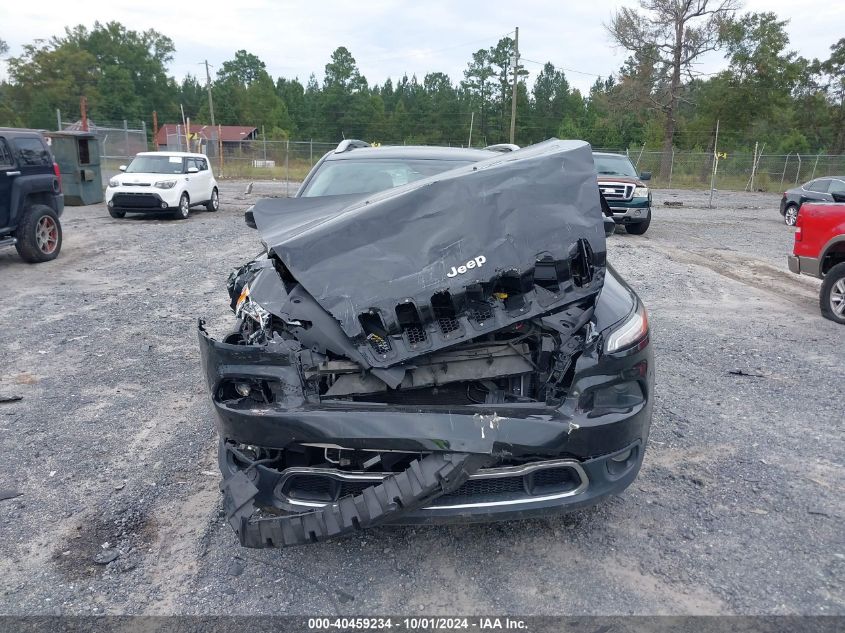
[[1, 0, 843, 94]]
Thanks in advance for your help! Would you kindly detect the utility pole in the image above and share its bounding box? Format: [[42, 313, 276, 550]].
[[468, 111, 475, 147], [509, 26, 519, 145], [205, 60, 216, 127]]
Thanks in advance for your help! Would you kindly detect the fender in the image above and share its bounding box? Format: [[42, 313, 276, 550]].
[[9, 174, 62, 224], [821, 233, 845, 274]]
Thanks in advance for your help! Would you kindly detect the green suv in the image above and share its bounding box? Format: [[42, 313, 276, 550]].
[[594, 152, 652, 235]]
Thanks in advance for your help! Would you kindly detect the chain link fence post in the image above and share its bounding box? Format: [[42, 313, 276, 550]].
[[668, 147, 674, 188], [285, 140, 290, 197]]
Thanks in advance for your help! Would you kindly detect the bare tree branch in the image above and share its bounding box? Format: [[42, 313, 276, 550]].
[[606, 0, 741, 177]]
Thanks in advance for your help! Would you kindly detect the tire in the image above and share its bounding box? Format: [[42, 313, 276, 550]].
[[14, 205, 62, 263], [108, 208, 126, 219], [174, 192, 190, 220], [784, 204, 799, 226], [819, 262, 845, 324], [205, 187, 219, 212], [625, 210, 651, 235]]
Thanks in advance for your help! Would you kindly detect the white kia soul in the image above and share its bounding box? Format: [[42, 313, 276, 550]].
[[105, 152, 219, 220]]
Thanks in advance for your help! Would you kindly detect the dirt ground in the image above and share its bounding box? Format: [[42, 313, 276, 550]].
[[0, 182, 842, 615]]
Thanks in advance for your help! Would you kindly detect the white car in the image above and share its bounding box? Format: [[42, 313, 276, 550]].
[[105, 152, 219, 220]]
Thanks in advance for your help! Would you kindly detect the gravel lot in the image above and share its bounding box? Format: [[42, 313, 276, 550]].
[[0, 182, 842, 616]]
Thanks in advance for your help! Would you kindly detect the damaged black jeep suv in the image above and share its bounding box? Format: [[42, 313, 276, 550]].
[[198, 139, 654, 547]]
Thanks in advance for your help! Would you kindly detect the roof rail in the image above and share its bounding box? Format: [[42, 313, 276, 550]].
[[484, 143, 520, 153], [335, 139, 371, 154]]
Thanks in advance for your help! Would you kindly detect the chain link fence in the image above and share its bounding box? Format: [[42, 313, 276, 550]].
[[60, 114, 149, 186], [207, 142, 845, 193], [52, 109, 845, 193], [606, 147, 845, 192], [160, 131, 336, 193]]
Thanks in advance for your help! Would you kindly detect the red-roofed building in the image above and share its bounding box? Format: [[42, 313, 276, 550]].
[[155, 124, 258, 150]]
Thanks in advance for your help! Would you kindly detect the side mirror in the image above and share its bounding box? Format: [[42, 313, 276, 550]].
[[639, 171, 652, 181], [119, 165, 127, 172], [244, 208, 256, 229], [187, 166, 199, 174], [832, 192, 845, 203], [604, 216, 616, 237]]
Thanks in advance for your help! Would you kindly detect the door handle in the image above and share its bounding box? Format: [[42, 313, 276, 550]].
[[5, 171, 21, 176]]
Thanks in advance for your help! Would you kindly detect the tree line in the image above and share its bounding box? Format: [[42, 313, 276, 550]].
[[0, 6, 842, 165]]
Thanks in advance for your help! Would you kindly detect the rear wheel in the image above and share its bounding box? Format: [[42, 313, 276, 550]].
[[625, 210, 651, 235], [820, 262, 845, 324], [784, 204, 799, 226], [174, 192, 190, 220], [15, 205, 62, 263], [206, 187, 219, 212]]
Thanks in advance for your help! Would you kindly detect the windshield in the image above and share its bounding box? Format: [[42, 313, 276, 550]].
[[300, 158, 473, 197], [126, 155, 186, 174], [593, 154, 638, 178]]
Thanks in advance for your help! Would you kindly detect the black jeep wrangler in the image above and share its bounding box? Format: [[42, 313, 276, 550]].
[[0, 128, 64, 263]]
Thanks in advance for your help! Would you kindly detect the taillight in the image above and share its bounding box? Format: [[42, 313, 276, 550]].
[[53, 162, 62, 193], [794, 226, 802, 242]]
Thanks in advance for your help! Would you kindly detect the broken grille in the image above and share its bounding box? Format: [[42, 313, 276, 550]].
[[438, 316, 460, 335], [366, 333, 391, 354], [405, 326, 428, 345], [469, 303, 495, 323], [280, 461, 586, 508]]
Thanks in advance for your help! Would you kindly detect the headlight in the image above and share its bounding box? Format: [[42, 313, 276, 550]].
[[108, 178, 120, 187], [605, 302, 648, 353], [154, 180, 177, 189], [633, 186, 649, 198]]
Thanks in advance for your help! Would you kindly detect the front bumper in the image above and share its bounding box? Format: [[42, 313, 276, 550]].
[[609, 198, 650, 224], [106, 187, 181, 211], [788, 254, 822, 278], [198, 319, 654, 535], [219, 439, 645, 526]]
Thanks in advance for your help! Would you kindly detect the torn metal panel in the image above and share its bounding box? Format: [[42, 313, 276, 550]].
[[250, 139, 606, 368]]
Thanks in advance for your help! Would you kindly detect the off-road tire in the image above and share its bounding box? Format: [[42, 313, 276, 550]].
[[819, 262, 845, 324], [15, 205, 62, 263], [174, 192, 190, 220]]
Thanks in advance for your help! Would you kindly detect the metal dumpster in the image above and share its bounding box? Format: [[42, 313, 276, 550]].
[[45, 131, 103, 206]]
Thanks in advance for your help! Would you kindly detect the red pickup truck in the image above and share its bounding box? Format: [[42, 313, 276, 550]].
[[788, 194, 845, 323]]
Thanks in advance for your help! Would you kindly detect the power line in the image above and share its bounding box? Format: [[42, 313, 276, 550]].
[[520, 57, 603, 78]]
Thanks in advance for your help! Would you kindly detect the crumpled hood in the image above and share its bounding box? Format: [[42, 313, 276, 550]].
[[251, 139, 606, 349]]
